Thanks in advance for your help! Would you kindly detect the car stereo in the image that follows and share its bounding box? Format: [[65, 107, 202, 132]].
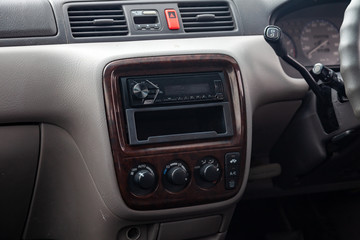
[[121, 72, 226, 107]]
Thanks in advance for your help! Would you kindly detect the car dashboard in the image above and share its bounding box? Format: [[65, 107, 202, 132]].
[[0, 0, 358, 240]]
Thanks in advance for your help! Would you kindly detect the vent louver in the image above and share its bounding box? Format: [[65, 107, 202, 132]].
[[68, 4, 128, 38], [178, 2, 235, 33]]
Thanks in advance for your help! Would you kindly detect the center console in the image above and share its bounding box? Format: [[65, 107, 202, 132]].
[[103, 54, 246, 210]]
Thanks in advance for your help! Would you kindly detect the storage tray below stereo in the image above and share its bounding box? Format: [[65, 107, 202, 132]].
[[125, 102, 233, 145]]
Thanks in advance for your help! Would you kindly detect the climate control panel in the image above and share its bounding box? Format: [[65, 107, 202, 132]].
[[127, 152, 241, 201]]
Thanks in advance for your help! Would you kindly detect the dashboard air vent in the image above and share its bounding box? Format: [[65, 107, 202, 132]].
[[68, 4, 128, 38], [178, 2, 235, 33]]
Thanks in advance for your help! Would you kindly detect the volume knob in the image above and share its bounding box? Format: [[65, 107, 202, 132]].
[[132, 82, 149, 99]]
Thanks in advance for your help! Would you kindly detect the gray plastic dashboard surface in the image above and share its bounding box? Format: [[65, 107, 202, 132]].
[[0, 36, 307, 221], [0, 0, 291, 47], [0, 0, 67, 47], [0, 0, 57, 38]]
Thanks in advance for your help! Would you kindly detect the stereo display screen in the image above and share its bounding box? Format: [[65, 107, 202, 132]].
[[164, 83, 210, 96]]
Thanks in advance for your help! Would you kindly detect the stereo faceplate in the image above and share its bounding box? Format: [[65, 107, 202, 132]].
[[122, 72, 226, 107]]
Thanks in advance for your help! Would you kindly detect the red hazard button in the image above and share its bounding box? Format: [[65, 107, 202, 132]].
[[165, 9, 180, 30]]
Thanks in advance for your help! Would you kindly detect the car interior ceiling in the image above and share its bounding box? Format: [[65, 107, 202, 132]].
[[1, 0, 360, 239]]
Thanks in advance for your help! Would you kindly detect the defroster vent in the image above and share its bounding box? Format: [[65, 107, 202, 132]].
[[178, 2, 235, 33], [68, 4, 128, 38]]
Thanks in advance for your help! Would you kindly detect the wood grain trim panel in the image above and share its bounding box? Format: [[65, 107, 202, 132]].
[[103, 54, 246, 210]]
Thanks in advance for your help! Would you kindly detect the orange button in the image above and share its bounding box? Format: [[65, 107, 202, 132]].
[[165, 9, 180, 30]]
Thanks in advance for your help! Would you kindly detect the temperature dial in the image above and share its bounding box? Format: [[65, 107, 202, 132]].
[[167, 166, 188, 185], [163, 161, 190, 192], [132, 82, 149, 99]]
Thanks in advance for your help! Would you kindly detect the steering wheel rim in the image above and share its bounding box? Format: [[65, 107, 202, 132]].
[[340, 0, 360, 118]]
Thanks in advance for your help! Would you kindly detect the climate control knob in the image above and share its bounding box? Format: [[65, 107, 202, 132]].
[[134, 169, 155, 189], [200, 163, 220, 182], [167, 166, 188, 185], [129, 164, 157, 196], [132, 82, 149, 99], [162, 161, 190, 192], [194, 157, 221, 188]]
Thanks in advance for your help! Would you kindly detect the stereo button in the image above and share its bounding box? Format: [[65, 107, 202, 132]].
[[216, 93, 224, 100], [214, 80, 224, 93]]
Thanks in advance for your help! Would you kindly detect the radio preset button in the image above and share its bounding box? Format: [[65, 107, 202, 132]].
[[216, 93, 224, 100], [214, 80, 224, 93]]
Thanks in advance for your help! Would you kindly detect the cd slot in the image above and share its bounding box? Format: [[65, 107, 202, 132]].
[[125, 103, 233, 145]]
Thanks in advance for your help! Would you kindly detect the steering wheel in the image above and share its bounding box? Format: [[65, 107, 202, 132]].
[[340, 0, 360, 118]]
